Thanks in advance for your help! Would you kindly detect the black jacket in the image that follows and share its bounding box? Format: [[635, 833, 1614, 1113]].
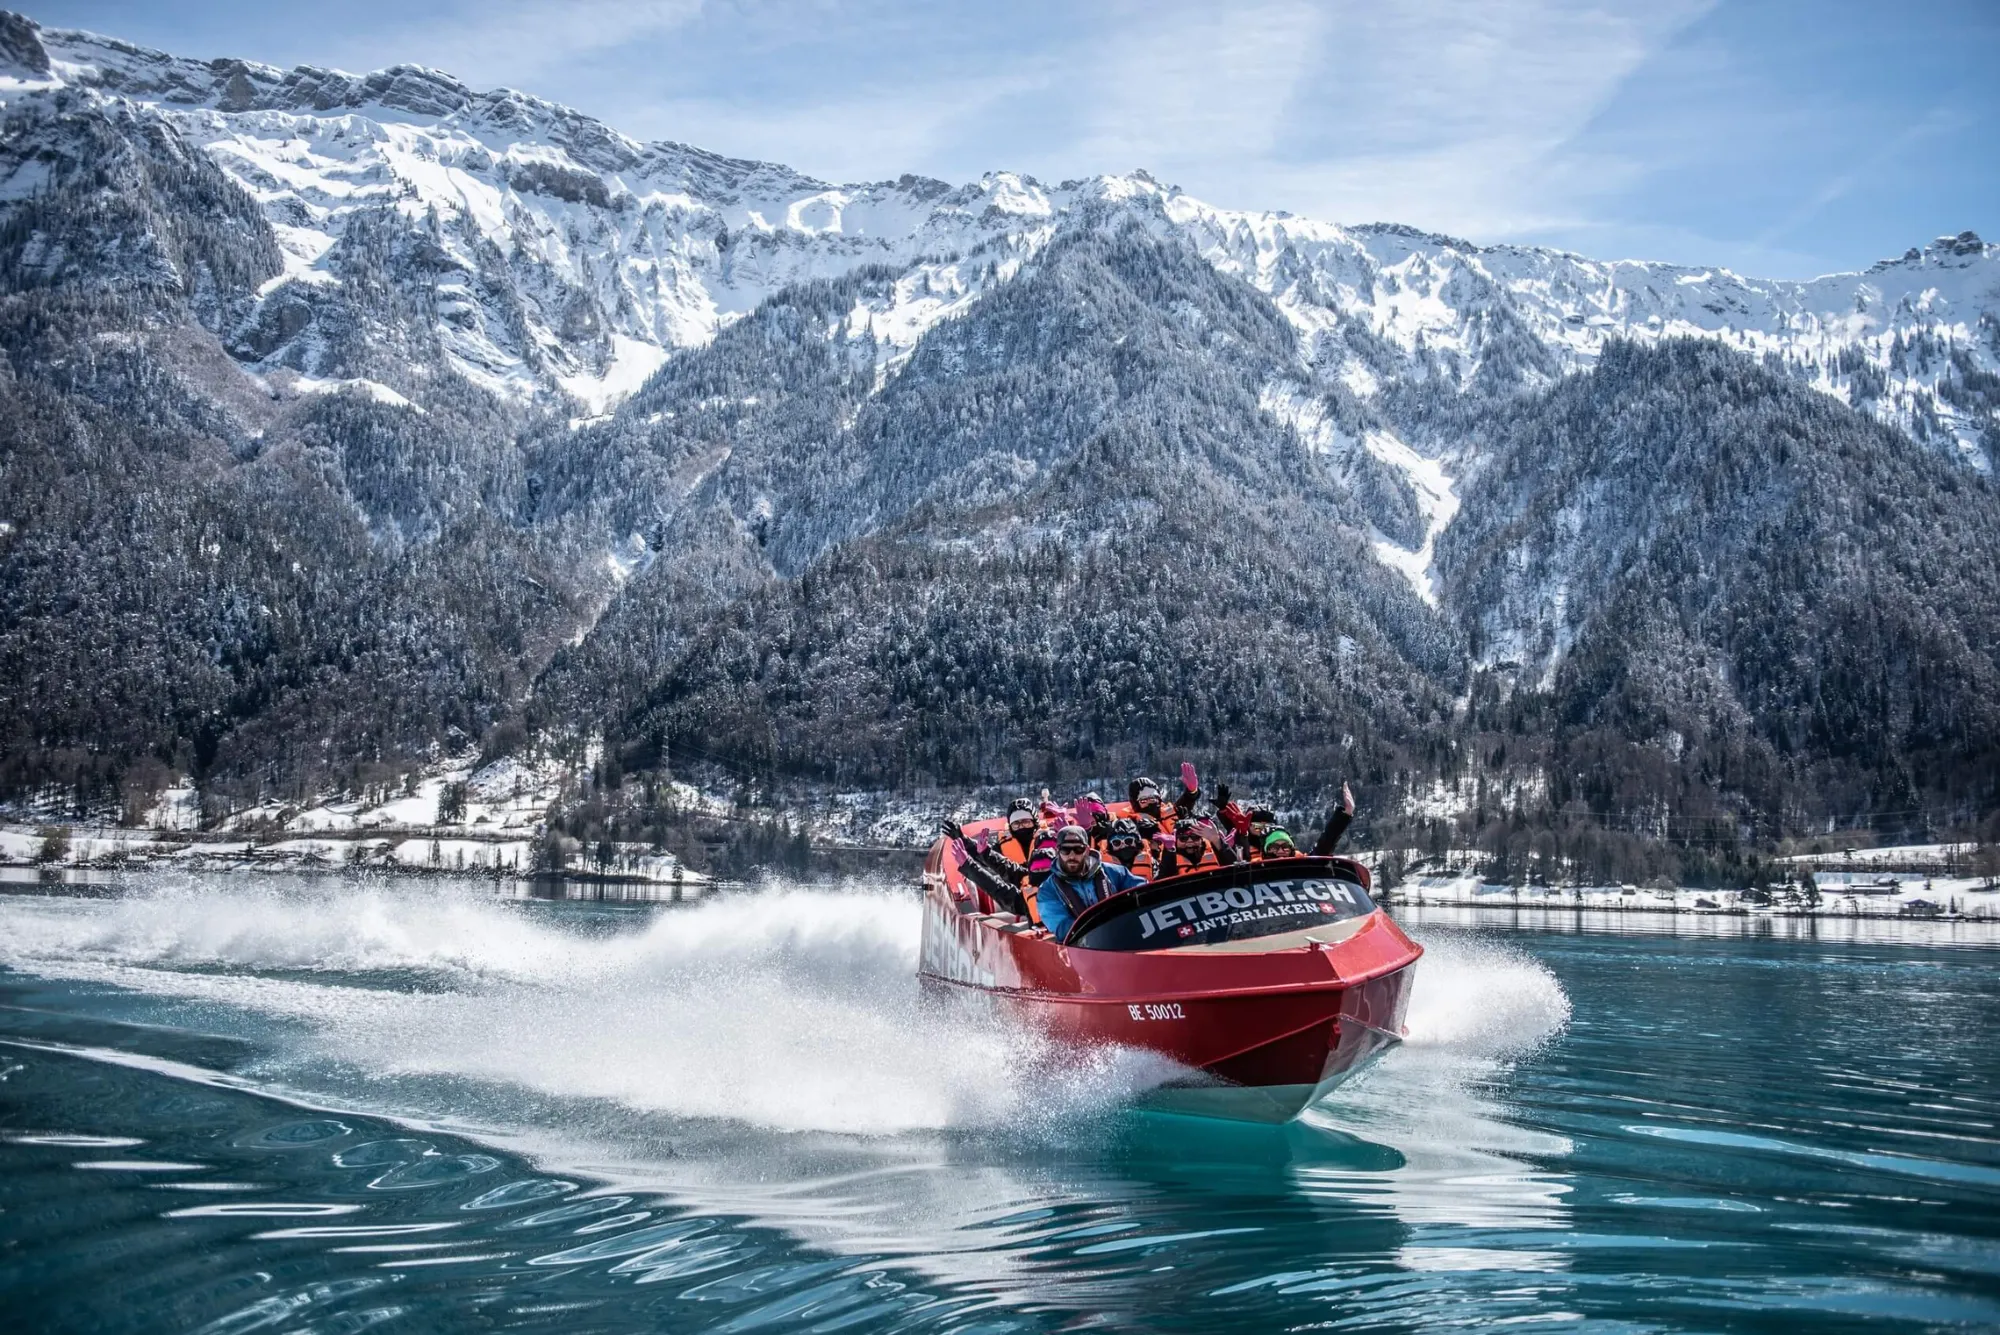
[[1311, 808, 1352, 857]]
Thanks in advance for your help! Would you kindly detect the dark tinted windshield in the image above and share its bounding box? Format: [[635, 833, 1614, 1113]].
[[1071, 871, 1375, 951]]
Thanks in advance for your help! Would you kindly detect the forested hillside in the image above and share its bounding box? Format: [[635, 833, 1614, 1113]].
[[1432, 341, 2000, 875], [612, 221, 1465, 785], [0, 57, 590, 808], [1, 10, 1996, 875]]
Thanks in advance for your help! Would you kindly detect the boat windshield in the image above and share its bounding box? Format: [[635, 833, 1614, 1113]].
[[1068, 869, 1375, 951]]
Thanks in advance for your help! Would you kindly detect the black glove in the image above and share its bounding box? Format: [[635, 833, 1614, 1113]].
[[1135, 816, 1159, 839], [1215, 783, 1231, 807], [941, 820, 965, 841]]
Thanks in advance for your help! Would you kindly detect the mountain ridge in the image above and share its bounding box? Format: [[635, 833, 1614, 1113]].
[[5, 10, 1993, 478]]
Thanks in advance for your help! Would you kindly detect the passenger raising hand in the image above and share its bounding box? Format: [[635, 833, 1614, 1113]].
[[1311, 782, 1356, 855]]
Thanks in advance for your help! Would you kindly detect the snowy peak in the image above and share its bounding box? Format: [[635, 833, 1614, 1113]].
[[22, 14, 828, 200], [1872, 230, 1991, 272], [1, 14, 1079, 406], [0, 10, 47, 77], [1143, 179, 2000, 470]]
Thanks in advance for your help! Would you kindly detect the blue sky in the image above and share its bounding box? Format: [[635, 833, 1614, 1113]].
[[24, 0, 1998, 279]]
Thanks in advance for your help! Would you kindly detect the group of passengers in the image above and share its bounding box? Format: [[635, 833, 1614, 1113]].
[[943, 771, 1356, 940]]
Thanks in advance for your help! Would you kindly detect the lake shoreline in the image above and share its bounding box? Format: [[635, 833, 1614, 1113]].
[[6, 856, 2000, 929]]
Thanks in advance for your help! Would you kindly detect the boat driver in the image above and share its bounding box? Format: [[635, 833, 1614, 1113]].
[[1038, 825, 1145, 942]]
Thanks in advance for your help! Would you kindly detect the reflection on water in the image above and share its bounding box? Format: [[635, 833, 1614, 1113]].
[[1393, 900, 2000, 947], [500, 875, 714, 905], [3, 876, 1998, 1332]]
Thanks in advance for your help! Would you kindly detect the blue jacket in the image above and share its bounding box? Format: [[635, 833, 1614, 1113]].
[[1037, 859, 1145, 942]]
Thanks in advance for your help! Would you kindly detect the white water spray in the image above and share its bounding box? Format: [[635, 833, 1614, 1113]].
[[0, 880, 1569, 1138], [0, 881, 1167, 1135]]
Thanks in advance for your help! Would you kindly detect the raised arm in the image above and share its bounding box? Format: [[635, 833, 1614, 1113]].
[[1310, 782, 1356, 856], [943, 821, 1030, 916], [1173, 762, 1202, 819]]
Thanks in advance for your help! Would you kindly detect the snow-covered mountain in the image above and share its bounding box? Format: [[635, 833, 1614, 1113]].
[[5, 14, 1993, 465], [1183, 211, 1997, 469], [2, 10, 1997, 854], [0, 17, 1060, 412]]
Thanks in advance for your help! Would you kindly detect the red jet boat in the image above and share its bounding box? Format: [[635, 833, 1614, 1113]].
[[918, 806, 1422, 1121]]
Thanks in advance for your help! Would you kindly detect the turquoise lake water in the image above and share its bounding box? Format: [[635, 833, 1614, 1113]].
[[2, 878, 1997, 1333]]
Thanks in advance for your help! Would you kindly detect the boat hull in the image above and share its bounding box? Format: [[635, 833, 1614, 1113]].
[[918, 823, 1421, 1122]]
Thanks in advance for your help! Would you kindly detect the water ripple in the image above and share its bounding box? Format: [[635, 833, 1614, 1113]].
[[4, 884, 1999, 1333]]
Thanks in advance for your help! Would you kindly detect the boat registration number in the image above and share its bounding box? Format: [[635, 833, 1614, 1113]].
[[1127, 1002, 1185, 1021]]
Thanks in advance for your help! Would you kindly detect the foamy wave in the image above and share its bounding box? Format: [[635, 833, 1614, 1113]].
[[1401, 934, 1571, 1056], [3, 880, 573, 975], [1305, 930, 1576, 1231], [0, 881, 1164, 1135]]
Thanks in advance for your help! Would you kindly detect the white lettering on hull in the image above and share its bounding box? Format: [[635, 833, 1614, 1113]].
[[918, 909, 997, 988], [1125, 1002, 1187, 1021], [1137, 879, 1365, 940]]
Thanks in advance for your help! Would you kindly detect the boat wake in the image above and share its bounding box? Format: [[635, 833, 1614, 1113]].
[[0, 879, 1174, 1137], [0, 878, 1570, 1142], [1403, 932, 1573, 1056]]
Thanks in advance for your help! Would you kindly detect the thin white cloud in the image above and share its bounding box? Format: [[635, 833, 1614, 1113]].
[[576, 0, 1715, 244], [1754, 104, 1972, 248], [1313, 0, 1699, 145], [610, 67, 1059, 182], [321, 0, 705, 89], [1064, 1, 1332, 171], [1220, 0, 1717, 239]]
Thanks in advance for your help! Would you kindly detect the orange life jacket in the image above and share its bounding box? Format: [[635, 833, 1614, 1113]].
[[995, 828, 1038, 875], [1092, 835, 1153, 881], [994, 827, 1045, 924]]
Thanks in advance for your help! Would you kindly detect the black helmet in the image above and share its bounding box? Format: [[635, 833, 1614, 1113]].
[[1107, 818, 1141, 849]]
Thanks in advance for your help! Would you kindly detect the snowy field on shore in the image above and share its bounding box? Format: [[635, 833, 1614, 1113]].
[[0, 826, 705, 885]]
